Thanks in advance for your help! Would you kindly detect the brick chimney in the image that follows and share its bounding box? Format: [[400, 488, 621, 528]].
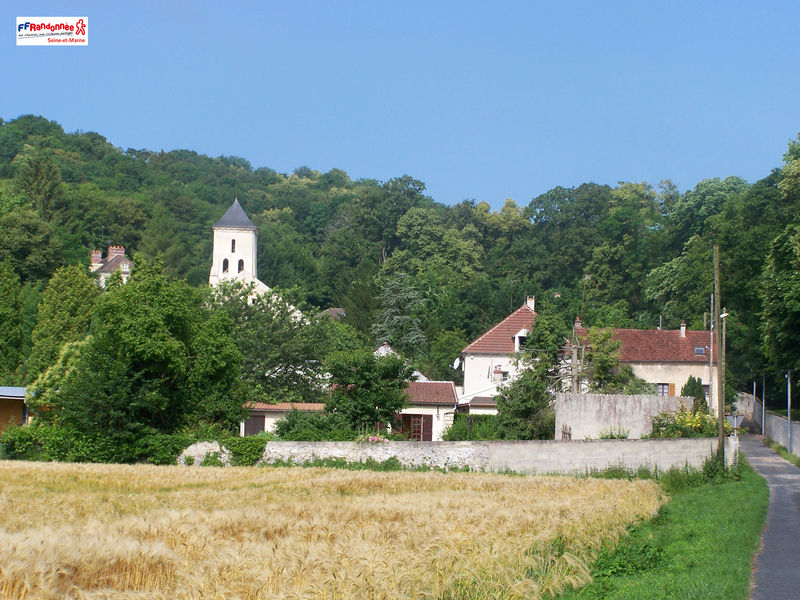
[[107, 245, 126, 259], [574, 316, 583, 330], [90, 250, 102, 265], [680, 320, 687, 338]]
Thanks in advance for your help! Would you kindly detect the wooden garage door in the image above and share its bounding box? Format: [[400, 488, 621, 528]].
[[244, 414, 266, 436]]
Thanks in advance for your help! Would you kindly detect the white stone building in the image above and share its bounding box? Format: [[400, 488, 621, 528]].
[[208, 198, 270, 295]]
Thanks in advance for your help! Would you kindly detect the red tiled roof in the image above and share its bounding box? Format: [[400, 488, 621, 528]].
[[249, 402, 325, 412], [406, 381, 458, 405], [576, 327, 716, 363], [462, 305, 536, 355]]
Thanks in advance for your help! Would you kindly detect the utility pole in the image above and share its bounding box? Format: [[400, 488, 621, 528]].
[[714, 245, 724, 455], [787, 370, 793, 453], [762, 375, 766, 437]]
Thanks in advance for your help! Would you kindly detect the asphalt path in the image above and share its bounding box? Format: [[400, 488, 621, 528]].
[[739, 434, 800, 600]]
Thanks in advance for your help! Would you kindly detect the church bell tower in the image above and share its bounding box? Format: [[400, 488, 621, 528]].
[[209, 198, 265, 291]]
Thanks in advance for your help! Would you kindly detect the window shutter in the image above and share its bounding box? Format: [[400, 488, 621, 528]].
[[669, 383, 676, 397]]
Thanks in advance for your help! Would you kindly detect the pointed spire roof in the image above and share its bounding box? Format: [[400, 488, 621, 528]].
[[213, 198, 258, 230]]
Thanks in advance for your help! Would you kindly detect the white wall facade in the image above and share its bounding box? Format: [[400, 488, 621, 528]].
[[626, 362, 719, 414], [209, 227, 260, 288], [461, 354, 523, 402], [397, 405, 456, 441]]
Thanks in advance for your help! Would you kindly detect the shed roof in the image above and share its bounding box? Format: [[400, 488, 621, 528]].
[[406, 381, 458, 405], [0, 387, 26, 400]]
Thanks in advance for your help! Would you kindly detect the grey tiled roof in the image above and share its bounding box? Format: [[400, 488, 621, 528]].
[[213, 199, 258, 230], [0, 386, 26, 399]]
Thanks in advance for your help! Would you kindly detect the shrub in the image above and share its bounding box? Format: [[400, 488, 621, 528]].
[[599, 426, 629, 439], [226, 433, 272, 466], [274, 409, 357, 441], [646, 407, 732, 438], [442, 414, 502, 440]]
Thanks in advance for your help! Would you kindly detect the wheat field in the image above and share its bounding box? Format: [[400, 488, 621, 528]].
[[0, 460, 665, 600]]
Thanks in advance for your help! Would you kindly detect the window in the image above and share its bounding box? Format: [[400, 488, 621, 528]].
[[222, 258, 229, 273], [657, 383, 670, 397], [694, 347, 706, 355], [121, 263, 129, 272], [231, 239, 236, 252], [238, 259, 244, 273]]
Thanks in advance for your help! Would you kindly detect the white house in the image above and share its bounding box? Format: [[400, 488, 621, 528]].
[[571, 318, 719, 413], [458, 296, 537, 413]]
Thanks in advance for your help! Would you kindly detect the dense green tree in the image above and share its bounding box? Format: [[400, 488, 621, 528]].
[[584, 328, 655, 394], [495, 362, 554, 440], [761, 223, 800, 373], [28, 260, 245, 453], [0, 260, 23, 382], [645, 234, 712, 329], [12, 147, 63, 220], [213, 282, 328, 403], [681, 375, 708, 414], [25, 265, 100, 381], [0, 208, 62, 282], [324, 350, 412, 431], [371, 272, 427, 356]]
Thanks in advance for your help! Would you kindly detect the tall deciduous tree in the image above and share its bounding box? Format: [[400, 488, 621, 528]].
[[0, 208, 62, 283], [26, 265, 100, 381], [213, 281, 328, 403], [0, 260, 23, 382], [761, 223, 800, 373], [29, 260, 245, 451]]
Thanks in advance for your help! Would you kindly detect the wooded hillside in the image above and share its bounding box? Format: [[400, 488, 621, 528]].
[[1, 114, 798, 396]]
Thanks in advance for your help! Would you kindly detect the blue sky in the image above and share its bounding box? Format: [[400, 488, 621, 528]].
[[3, 2, 799, 209]]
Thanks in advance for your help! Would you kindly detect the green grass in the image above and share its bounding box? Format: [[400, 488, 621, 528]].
[[764, 437, 800, 468], [558, 459, 768, 600]]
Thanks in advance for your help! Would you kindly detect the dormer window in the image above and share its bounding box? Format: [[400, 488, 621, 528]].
[[121, 263, 129, 272], [513, 328, 530, 352], [231, 239, 236, 252]]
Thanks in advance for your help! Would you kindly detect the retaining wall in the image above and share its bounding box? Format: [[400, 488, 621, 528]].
[[752, 397, 800, 456], [256, 437, 736, 474]]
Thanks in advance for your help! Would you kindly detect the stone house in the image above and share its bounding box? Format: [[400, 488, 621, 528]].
[[89, 245, 133, 287]]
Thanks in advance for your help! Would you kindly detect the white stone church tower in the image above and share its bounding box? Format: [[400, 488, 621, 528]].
[[209, 198, 271, 295]]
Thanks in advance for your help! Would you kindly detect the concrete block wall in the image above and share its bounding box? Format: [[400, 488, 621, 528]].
[[255, 437, 736, 474], [752, 398, 800, 456], [555, 393, 693, 440]]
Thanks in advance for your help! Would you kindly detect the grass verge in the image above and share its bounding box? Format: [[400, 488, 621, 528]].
[[557, 458, 768, 600], [764, 436, 800, 468]]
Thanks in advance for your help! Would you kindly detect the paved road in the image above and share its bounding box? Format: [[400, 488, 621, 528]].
[[740, 434, 800, 600]]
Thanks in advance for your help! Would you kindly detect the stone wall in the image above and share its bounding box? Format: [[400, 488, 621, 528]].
[[555, 393, 693, 440], [254, 437, 736, 474]]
